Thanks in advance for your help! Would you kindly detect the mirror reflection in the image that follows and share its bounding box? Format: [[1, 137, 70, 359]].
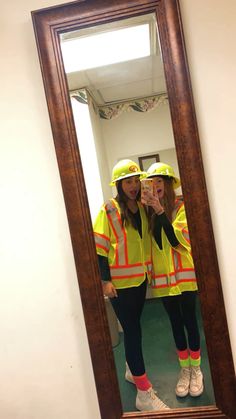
[[60, 13, 215, 412]]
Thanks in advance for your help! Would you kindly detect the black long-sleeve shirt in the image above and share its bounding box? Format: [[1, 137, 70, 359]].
[[153, 212, 179, 249]]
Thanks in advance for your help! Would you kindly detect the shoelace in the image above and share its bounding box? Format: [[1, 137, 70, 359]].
[[178, 368, 190, 386], [148, 388, 157, 400], [147, 389, 168, 409], [191, 368, 202, 384]]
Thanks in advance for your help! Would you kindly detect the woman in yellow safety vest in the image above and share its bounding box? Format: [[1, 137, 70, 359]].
[[142, 162, 204, 399], [93, 159, 169, 412]]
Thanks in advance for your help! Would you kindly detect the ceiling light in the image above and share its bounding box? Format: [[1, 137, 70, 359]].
[[61, 24, 150, 73]]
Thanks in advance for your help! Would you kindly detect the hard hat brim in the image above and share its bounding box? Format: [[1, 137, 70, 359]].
[[172, 178, 181, 189], [110, 171, 146, 186], [146, 173, 181, 189]]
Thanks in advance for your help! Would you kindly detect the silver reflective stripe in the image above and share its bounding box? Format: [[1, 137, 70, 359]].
[[172, 200, 183, 220], [173, 252, 180, 270], [152, 270, 196, 287], [152, 276, 168, 286], [175, 270, 196, 282], [146, 262, 152, 272], [105, 200, 126, 265], [182, 229, 190, 242], [110, 264, 145, 278], [94, 234, 110, 252]]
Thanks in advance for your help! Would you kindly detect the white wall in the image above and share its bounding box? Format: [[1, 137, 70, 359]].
[[101, 103, 175, 178], [100, 104, 181, 198], [180, 0, 236, 368], [87, 97, 111, 206], [71, 97, 104, 222], [1, 1, 236, 418], [0, 1, 100, 418]]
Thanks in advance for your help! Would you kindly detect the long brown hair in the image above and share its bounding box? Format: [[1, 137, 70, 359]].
[[115, 179, 141, 229], [147, 177, 176, 233]]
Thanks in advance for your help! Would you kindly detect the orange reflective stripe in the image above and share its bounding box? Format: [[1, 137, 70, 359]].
[[110, 260, 151, 280], [172, 250, 178, 270], [112, 273, 146, 279], [94, 232, 110, 253], [112, 262, 144, 268], [182, 228, 190, 243], [105, 205, 120, 264], [173, 200, 184, 219], [152, 268, 196, 278], [152, 269, 196, 288], [111, 263, 147, 278], [96, 243, 109, 253], [115, 208, 129, 264], [145, 261, 152, 273], [172, 249, 183, 270], [95, 232, 110, 242], [105, 200, 128, 265]]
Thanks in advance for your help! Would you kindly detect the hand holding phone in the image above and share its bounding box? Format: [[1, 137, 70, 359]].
[[141, 179, 154, 204], [141, 178, 164, 214]]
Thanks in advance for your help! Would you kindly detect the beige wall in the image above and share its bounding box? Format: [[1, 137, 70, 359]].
[[101, 102, 175, 181], [1, 0, 235, 418], [1, 1, 100, 418], [179, 0, 236, 368]]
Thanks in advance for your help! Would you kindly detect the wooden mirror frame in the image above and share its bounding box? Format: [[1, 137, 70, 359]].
[[32, 1, 236, 418]]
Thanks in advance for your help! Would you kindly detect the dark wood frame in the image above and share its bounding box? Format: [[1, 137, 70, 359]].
[[138, 154, 160, 171], [31, 1, 236, 418]]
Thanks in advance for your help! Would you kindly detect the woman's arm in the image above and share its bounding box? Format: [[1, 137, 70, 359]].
[[98, 254, 111, 281], [142, 190, 179, 248], [154, 212, 179, 248], [97, 255, 117, 298]]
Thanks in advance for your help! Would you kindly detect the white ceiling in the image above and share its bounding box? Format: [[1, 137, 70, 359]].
[[62, 13, 167, 105], [66, 54, 166, 105]]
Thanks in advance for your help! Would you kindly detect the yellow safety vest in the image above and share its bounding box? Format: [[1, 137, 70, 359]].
[[151, 200, 198, 297], [93, 198, 152, 289]]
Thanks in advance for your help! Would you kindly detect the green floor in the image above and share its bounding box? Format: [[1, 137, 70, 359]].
[[113, 298, 215, 412]]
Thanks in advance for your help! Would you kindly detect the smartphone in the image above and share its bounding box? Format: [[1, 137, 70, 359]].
[[141, 178, 154, 201]]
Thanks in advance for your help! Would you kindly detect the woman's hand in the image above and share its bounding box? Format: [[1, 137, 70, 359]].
[[102, 281, 118, 298], [141, 190, 164, 215]]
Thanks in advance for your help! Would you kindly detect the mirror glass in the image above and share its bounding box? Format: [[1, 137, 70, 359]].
[[60, 13, 215, 413]]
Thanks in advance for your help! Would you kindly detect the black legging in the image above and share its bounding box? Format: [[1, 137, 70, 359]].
[[110, 279, 147, 376], [161, 291, 200, 351]]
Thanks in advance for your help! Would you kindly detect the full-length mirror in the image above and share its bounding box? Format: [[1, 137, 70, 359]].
[[59, 12, 216, 412], [32, 1, 236, 418]]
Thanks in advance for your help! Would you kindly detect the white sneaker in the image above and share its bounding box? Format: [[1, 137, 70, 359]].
[[136, 388, 170, 411], [125, 362, 135, 384], [175, 367, 191, 397], [189, 366, 204, 397]]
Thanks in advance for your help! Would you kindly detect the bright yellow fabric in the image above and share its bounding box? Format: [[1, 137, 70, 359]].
[[151, 202, 198, 297], [93, 198, 152, 289]]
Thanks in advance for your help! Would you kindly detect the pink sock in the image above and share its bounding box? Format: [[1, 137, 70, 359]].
[[133, 373, 151, 391], [190, 349, 200, 359], [177, 349, 189, 360], [177, 349, 190, 367]]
